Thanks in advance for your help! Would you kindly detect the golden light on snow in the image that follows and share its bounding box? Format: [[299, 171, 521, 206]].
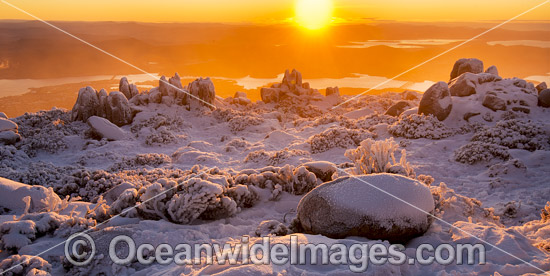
[[295, 0, 333, 30]]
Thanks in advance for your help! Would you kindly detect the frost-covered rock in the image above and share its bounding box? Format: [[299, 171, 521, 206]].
[[297, 174, 434, 243], [449, 73, 501, 97], [418, 81, 452, 121], [71, 86, 100, 122], [482, 93, 507, 111], [105, 91, 133, 126], [303, 161, 337, 182], [0, 177, 62, 214], [385, 101, 412, 117], [450, 58, 484, 80], [255, 220, 288, 236], [0, 112, 7, 119], [87, 116, 127, 141], [119, 77, 139, 100], [260, 88, 279, 103], [539, 89, 550, 108], [188, 77, 216, 109], [0, 131, 21, 145], [0, 117, 17, 132], [485, 65, 499, 76]]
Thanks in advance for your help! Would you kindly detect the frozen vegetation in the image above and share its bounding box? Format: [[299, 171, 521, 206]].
[[0, 62, 549, 275]]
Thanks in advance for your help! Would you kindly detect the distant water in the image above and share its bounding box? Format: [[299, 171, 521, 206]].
[[0, 74, 159, 97], [487, 40, 550, 48]]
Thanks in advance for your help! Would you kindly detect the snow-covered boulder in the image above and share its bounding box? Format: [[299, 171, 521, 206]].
[[418, 81, 452, 121], [119, 77, 139, 100], [260, 87, 279, 103], [71, 86, 100, 122], [188, 77, 216, 108], [296, 174, 434, 243], [539, 89, 550, 108], [0, 177, 62, 214], [385, 101, 412, 117], [536, 82, 547, 93], [303, 161, 337, 182], [0, 117, 17, 132], [0, 131, 21, 145], [450, 58, 484, 80], [0, 112, 7, 119], [87, 116, 127, 140], [448, 72, 501, 97], [485, 65, 499, 76], [105, 91, 133, 126], [326, 86, 340, 96], [234, 91, 247, 98]]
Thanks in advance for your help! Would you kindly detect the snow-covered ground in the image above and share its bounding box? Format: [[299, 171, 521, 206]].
[[0, 64, 549, 276]]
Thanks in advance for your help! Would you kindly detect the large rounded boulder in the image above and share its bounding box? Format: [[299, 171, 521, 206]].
[[539, 89, 550, 108], [418, 81, 453, 121], [450, 58, 484, 80], [296, 174, 434, 243]]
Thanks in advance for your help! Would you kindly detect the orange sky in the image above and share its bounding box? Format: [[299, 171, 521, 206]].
[[0, 0, 549, 23]]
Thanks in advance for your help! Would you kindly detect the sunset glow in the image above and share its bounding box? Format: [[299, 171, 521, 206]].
[[295, 0, 333, 30]]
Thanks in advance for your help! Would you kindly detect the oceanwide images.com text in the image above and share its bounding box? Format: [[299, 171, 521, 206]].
[[65, 234, 486, 272]]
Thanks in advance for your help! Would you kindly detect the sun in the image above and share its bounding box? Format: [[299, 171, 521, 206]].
[[295, 0, 333, 30]]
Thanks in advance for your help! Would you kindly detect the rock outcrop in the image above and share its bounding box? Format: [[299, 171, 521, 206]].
[[188, 77, 216, 109], [539, 89, 550, 108], [485, 65, 499, 76], [450, 58, 484, 80], [418, 81, 453, 121], [260, 69, 322, 103], [326, 87, 340, 96], [72, 87, 134, 126], [296, 174, 434, 243], [536, 82, 547, 94]]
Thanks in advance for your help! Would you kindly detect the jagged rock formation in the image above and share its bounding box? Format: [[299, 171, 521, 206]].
[[450, 58, 484, 80], [536, 82, 547, 94], [188, 77, 216, 108], [72, 86, 133, 126], [326, 86, 340, 96], [260, 69, 322, 103], [418, 81, 453, 121], [119, 77, 139, 100]]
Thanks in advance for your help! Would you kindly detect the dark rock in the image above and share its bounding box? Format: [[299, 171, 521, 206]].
[[539, 89, 550, 108], [536, 82, 547, 94], [449, 73, 477, 97], [188, 77, 216, 108], [296, 174, 434, 243], [511, 107, 530, 114], [71, 86, 100, 122], [385, 101, 412, 117], [418, 81, 453, 121], [302, 161, 337, 182], [0, 131, 21, 145], [463, 112, 481, 121], [326, 87, 340, 96], [482, 93, 507, 111], [105, 92, 133, 126], [485, 65, 499, 76], [450, 58, 484, 80]]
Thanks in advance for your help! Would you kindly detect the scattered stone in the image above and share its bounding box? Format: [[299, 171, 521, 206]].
[[302, 161, 337, 182], [449, 73, 477, 97], [450, 58, 484, 80], [87, 116, 127, 141], [296, 174, 434, 243], [511, 107, 530, 114], [485, 65, 499, 76], [482, 93, 507, 111], [536, 82, 547, 94], [539, 89, 550, 108], [385, 101, 412, 117], [418, 81, 453, 121], [463, 112, 481, 122]]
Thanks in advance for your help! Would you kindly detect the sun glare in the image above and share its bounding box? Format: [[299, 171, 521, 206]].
[[295, 0, 333, 30]]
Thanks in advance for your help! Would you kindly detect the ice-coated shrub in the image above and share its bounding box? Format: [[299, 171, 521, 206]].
[[454, 142, 511, 165], [471, 119, 549, 151], [226, 185, 260, 208], [296, 114, 355, 129], [0, 255, 52, 276], [276, 97, 323, 118], [255, 220, 289, 237], [145, 128, 180, 146], [13, 109, 86, 157], [388, 114, 453, 139], [57, 170, 124, 202], [235, 164, 320, 196], [244, 149, 310, 166], [308, 126, 374, 153], [0, 145, 30, 172], [109, 153, 171, 171], [431, 182, 500, 225], [344, 138, 415, 177], [228, 115, 264, 133], [0, 212, 95, 252], [355, 113, 398, 129]]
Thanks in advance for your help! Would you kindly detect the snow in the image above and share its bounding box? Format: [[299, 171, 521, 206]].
[[87, 116, 128, 141], [1, 65, 550, 275]]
